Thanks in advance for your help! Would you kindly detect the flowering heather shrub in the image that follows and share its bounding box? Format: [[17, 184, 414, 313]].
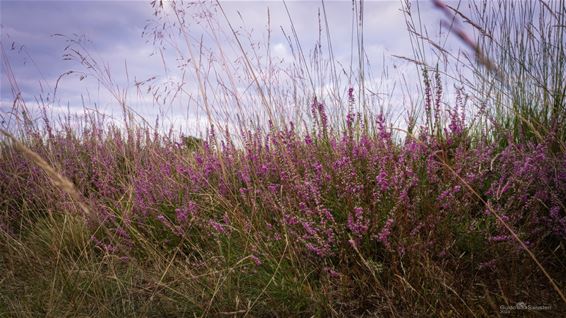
[[2, 101, 566, 315], [2, 98, 565, 269]]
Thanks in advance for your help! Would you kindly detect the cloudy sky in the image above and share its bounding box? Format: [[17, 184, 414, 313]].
[[1, 0, 468, 135]]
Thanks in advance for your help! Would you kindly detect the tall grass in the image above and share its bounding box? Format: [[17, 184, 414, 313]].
[[1, 0, 565, 316]]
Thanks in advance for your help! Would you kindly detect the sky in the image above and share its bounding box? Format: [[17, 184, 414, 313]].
[[0, 0, 467, 136]]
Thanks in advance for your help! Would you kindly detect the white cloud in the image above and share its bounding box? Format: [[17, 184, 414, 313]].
[[2, 0, 459, 136]]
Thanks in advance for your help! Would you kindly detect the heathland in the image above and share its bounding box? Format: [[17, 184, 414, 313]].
[[1, 0, 565, 316]]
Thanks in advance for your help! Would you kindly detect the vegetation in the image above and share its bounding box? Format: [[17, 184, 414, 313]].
[[1, 0, 565, 316]]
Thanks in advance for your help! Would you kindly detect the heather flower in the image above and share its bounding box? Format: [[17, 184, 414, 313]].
[[346, 112, 355, 138], [306, 243, 322, 256], [311, 97, 328, 137], [115, 227, 130, 239], [302, 221, 317, 236], [549, 206, 562, 221], [119, 256, 130, 263], [209, 219, 226, 234], [377, 218, 394, 248], [175, 208, 189, 224], [304, 134, 313, 145], [250, 255, 262, 266], [376, 169, 388, 192], [222, 212, 231, 226], [347, 207, 368, 236], [376, 113, 390, 141], [397, 244, 406, 257], [320, 207, 335, 223], [324, 266, 341, 278], [488, 235, 510, 242], [283, 214, 298, 225], [267, 183, 279, 193], [410, 222, 424, 236]]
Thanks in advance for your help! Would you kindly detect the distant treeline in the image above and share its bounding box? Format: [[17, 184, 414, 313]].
[[180, 135, 204, 150]]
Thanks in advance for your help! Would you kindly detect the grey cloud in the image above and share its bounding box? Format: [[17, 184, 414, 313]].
[[2, 0, 457, 133]]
